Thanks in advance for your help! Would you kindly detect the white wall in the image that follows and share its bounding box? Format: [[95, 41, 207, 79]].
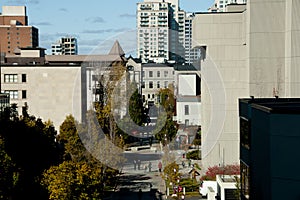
[[176, 101, 201, 126], [178, 74, 197, 96]]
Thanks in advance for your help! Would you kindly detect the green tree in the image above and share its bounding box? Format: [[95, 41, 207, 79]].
[[128, 85, 144, 126], [154, 86, 178, 145]]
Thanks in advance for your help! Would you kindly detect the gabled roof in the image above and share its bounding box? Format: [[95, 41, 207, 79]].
[[108, 40, 125, 56]]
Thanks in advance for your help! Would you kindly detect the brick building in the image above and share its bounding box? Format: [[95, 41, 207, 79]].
[[0, 6, 38, 54]]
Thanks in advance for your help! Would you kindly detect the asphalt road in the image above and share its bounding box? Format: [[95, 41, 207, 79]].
[[104, 149, 204, 200]]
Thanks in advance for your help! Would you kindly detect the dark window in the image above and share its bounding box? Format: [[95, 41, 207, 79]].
[[141, 81, 145, 88], [149, 81, 153, 88], [22, 90, 27, 99], [241, 162, 250, 199], [184, 105, 189, 115], [22, 74, 27, 82], [240, 117, 250, 149], [157, 71, 160, 77], [149, 71, 153, 77]]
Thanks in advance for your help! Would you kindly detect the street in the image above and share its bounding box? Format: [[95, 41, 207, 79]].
[[105, 148, 204, 200]]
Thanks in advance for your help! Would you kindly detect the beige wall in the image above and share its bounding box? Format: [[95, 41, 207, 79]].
[[193, 11, 247, 169], [1, 66, 85, 130], [193, 0, 300, 170]]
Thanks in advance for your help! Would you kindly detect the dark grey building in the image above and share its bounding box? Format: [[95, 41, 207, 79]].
[[239, 98, 300, 200]]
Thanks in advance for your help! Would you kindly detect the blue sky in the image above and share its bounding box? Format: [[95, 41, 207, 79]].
[[2, 0, 214, 55]]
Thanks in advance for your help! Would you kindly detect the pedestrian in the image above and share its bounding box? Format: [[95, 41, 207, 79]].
[[148, 161, 152, 172], [182, 160, 185, 168], [188, 159, 191, 167], [138, 189, 142, 200], [137, 160, 141, 170], [144, 164, 148, 172], [158, 161, 162, 173], [134, 160, 137, 170]]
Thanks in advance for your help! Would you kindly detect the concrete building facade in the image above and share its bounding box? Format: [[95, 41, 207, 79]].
[[1, 42, 126, 129], [184, 13, 200, 65], [136, 0, 186, 63], [193, 0, 300, 169], [209, 0, 247, 12], [141, 63, 175, 105], [51, 36, 78, 55], [0, 6, 38, 55]]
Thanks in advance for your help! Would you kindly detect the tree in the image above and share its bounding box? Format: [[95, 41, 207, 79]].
[[154, 86, 178, 145], [0, 137, 16, 200], [42, 114, 122, 199], [94, 63, 127, 144], [128, 84, 144, 126], [42, 161, 103, 200], [163, 161, 182, 193], [0, 105, 59, 199]]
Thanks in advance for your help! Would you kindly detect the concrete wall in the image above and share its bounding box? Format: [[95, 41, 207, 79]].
[[1, 66, 85, 129], [193, 11, 247, 169], [193, 0, 300, 170]]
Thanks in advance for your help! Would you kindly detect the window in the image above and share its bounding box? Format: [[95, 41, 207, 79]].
[[240, 117, 250, 149], [185, 119, 189, 126], [142, 95, 145, 102], [141, 81, 145, 88], [4, 74, 18, 83], [157, 71, 160, 77], [152, 94, 155, 98], [149, 81, 153, 88], [5, 90, 18, 99], [22, 90, 27, 99], [184, 105, 189, 115], [157, 81, 160, 88], [148, 94, 150, 98], [22, 74, 27, 82], [142, 71, 145, 77], [164, 71, 168, 77], [241, 162, 250, 199], [164, 81, 168, 88], [149, 71, 153, 77]]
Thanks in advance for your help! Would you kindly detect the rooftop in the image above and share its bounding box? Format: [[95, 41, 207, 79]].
[[240, 98, 300, 114]]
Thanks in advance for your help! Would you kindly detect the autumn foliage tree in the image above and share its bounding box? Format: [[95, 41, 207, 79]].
[[41, 115, 120, 200]]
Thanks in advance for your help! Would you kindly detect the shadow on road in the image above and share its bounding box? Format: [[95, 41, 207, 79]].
[[105, 173, 164, 200]]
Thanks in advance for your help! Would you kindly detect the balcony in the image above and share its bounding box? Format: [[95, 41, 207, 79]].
[[141, 18, 149, 22]]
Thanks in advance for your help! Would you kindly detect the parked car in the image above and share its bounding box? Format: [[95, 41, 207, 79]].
[[199, 180, 217, 197]]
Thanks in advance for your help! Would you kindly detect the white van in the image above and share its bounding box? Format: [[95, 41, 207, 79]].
[[199, 180, 217, 197]]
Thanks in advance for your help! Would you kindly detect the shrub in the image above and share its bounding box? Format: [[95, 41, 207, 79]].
[[186, 150, 201, 160], [200, 164, 240, 181]]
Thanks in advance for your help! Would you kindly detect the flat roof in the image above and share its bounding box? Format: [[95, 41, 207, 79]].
[[240, 98, 300, 114]]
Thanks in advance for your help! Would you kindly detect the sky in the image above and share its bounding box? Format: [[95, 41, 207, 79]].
[[2, 0, 214, 55]]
